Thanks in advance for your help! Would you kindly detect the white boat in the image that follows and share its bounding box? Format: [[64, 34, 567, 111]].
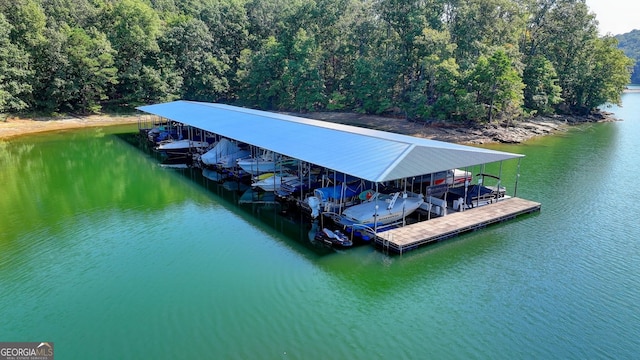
[[237, 150, 278, 175], [336, 192, 424, 228], [156, 139, 211, 154], [237, 150, 297, 175], [216, 149, 251, 169], [200, 138, 249, 167], [251, 173, 299, 192]]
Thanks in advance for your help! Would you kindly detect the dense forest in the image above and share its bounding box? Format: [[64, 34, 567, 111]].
[[0, 0, 634, 123], [616, 30, 640, 84]]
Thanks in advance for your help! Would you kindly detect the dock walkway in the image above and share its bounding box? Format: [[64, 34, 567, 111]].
[[376, 197, 541, 254]]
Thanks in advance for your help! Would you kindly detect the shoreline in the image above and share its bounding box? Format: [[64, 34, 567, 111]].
[[0, 114, 141, 140], [286, 110, 619, 144], [0, 110, 618, 144]]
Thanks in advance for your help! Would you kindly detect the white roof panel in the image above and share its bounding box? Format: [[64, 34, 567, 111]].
[[137, 100, 524, 182]]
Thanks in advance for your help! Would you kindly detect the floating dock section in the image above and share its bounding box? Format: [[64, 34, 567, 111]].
[[376, 197, 541, 254]]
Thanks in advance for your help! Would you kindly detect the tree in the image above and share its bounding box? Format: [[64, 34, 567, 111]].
[[578, 36, 633, 111], [526, 0, 598, 112], [0, 13, 31, 114], [99, 0, 173, 105], [349, 56, 394, 114], [0, 0, 47, 49], [330, 0, 385, 110], [159, 17, 229, 102], [198, 0, 250, 98], [236, 37, 286, 109], [375, 0, 444, 109], [470, 48, 524, 122], [447, 0, 525, 68], [406, 27, 457, 120], [29, 24, 117, 114], [61, 26, 117, 113], [522, 55, 562, 115], [280, 28, 325, 111]]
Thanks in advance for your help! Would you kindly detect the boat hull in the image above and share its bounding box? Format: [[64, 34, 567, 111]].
[[156, 140, 210, 155]]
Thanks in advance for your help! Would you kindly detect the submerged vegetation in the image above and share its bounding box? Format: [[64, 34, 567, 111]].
[[0, 0, 634, 123]]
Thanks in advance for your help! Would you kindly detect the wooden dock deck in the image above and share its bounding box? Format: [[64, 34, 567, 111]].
[[375, 197, 541, 254]]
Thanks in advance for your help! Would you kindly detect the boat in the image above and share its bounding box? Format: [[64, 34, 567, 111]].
[[251, 173, 300, 192], [275, 176, 323, 198], [336, 192, 424, 227], [314, 228, 353, 247], [237, 150, 297, 175], [305, 180, 375, 218], [200, 138, 250, 168], [146, 125, 178, 144], [426, 169, 471, 186], [216, 149, 251, 169], [237, 150, 278, 175], [156, 139, 211, 155], [445, 184, 506, 210]]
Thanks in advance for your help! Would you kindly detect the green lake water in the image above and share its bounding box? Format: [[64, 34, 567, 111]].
[[1, 91, 639, 359]]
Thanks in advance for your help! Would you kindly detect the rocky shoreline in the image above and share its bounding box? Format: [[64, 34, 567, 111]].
[[294, 110, 618, 144], [0, 109, 618, 144]]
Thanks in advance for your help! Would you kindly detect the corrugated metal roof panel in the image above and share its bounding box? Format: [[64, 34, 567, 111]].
[[137, 101, 524, 182]]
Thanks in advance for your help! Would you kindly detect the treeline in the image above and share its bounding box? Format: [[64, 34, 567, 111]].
[[616, 30, 640, 84], [0, 0, 634, 122]]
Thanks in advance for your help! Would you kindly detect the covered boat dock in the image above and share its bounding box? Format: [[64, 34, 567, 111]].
[[137, 100, 541, 253]]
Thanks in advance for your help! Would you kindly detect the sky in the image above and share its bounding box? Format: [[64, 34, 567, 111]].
[[585, 0, 640, 35]]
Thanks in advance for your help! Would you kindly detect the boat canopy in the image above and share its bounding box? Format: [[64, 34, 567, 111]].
[[137, 101, 524, 183]]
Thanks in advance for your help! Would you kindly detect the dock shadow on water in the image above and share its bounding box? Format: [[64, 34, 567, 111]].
[[115, 132, 342, 257]]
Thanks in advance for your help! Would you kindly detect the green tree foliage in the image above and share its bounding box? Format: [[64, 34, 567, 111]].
[[29, 24, 118, 114], [99, 0, 169, 105], [616, 29, 640, 84], [0, 13, 32, 113], [159, 17, 229, 102], [281, 29, 325, 111], [578, 36, 633, 110], [522, 55, 562, 115], [59, 26, 117, 113], [0, 0, 633, 120], [448, 0, 525, 67], [349, 57, 394, 114], [236, 37, 286, 109], [470, 48, 524, 122]]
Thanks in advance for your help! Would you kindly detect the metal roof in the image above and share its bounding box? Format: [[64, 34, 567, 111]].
[[137, 100, 524, 182]]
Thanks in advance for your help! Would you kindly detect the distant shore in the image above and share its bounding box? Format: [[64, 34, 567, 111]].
[[0, 109, 618, 144]]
